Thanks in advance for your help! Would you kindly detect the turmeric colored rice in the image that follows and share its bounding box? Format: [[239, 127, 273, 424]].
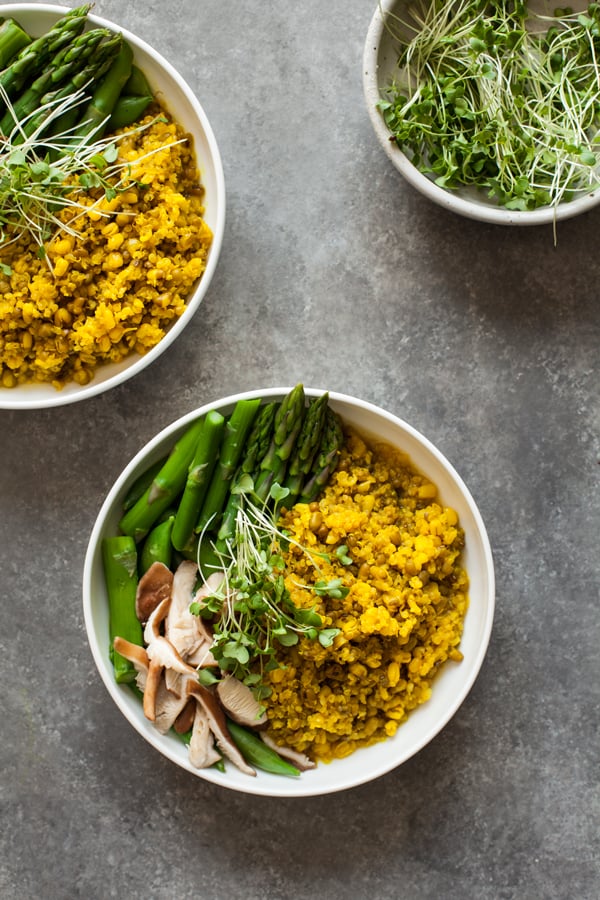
[[0, 113, 212, 389], [265, 426, 469, 763]]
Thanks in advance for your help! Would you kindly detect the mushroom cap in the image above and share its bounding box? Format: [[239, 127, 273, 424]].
[[260, 733, 316, 771], [187, 681, 256, 777], [135, 562, 174, 623], [166, 560, 209, 661], [215, 674, 267, 728], [188, 703, 222, 769], [153, 674, 193, 735], [143, 594, 171, 644], [146, 636, 198, 676]]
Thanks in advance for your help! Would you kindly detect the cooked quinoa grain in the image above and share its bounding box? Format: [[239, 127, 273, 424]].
[[265, 427, 469, 763], [0, 112, 212, 389]]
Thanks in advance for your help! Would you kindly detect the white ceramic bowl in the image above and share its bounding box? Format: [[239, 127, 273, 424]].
[[0, 5, 225, 409], [83, 387, 495, 797], [363, 0, 600, 225]]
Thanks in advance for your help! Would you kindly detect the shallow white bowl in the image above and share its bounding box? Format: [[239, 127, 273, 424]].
[[0, 4, 225, 409], [363, 0, 600, 226], [83, 387, 495, 797]]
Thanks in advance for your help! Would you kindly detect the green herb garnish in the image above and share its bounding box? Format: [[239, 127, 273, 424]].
[[192, 483, 341, 697], [0, 84, 183, 271]]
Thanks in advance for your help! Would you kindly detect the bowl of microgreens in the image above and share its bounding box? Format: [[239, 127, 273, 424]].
[[83, 385, 495, 797], [0, 4, 225, 409], [363, 0, 600, 226]]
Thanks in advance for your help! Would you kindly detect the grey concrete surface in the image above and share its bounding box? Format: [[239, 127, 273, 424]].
[[1, 1, 599, 898]]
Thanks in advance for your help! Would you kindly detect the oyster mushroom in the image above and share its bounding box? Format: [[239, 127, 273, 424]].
[[185, 570, 225, 665], [165, 560, 205, 659], [173, 698, 196, 735], [153, 673, 193, 735], [188, 703, 222, 769], [215, 674, 267, 728], [113, 636, 149, 692], [260, 734, 316, 771], [143, 596, 197, 722], [187, 681, 256, 776], [135, 561, 173, 624], [163, 561, 220, 690]]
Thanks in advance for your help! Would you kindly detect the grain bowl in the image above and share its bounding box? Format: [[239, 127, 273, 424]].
[[0, 5, 225, 409], [83, 387, 495, 797], [363, 0, 600, 226]]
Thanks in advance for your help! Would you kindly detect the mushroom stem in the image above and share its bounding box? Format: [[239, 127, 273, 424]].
[[187, 681, 256, 777], [143, 659, 163, 721]]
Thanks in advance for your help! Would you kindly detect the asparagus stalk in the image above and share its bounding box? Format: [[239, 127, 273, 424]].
[[0, 28, 113, 137], [254, 384, 306, 501], [107, 63, 153, 130], [171, 410, 226, 552], [107, 92, 152, 131], [239, 401, 278, 479], [119, 417, 206, 542], [0, 5, 90, 109], [298, 407, 345, 504], [102, 535, 143, 683], [139, 514, 175, 574], [195, 398, 262, 534], [122, 64, 152, 98], [0, 19, 32, 69], [25, 30, 123, 140], [273, 382, 306, 461], [73, 39, 134, 141], [216, 401, 278, 547], [122, 456, 167, 512], [283, 392, 329, 505]]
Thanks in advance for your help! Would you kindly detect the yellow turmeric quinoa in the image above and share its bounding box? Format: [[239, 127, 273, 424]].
[[265, 426, 469, 763], [0, 111, 212, 389]]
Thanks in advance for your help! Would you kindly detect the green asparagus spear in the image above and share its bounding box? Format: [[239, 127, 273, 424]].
[[298, 407, 345, 504], [122, 64, 152, 98], [0, 5, 89, 108], [119, 417, 205, 542], [26, 30, 123, 140], [283, 392, 329, 505], [227, 719, 301, 777], [139, 514, 175, 574], [273, 382, 306, 461], [73, 39, 133, 141], [0, 19, 31, 69], [107, 63, 153, 130], [215, 401, 278, 546], [254, 384, 306, 501], [102, 535, 143, 683], [107, 92, 152, 131], [122, 455, 168, 512], [0, 28, 112, 137], [239, 401, 278, 479], [195, 398, 262, 534], [171, 410, 226, 552]]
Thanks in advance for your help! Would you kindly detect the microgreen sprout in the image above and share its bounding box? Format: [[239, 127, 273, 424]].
[[378, 0, 600, 213], [334, 544, 353, 565], [192, 482, 341, 698]]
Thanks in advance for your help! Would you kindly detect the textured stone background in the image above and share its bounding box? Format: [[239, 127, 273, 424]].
[[1, 2, 598, 898]]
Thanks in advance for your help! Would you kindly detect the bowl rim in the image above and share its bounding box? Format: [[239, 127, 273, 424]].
[[0, 3, 226, 410], [363, 0, 600, 226], [82, 386, 496, 797]]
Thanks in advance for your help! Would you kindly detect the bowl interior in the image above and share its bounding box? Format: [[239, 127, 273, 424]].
[[83, 388, 495, 797], [363, 0, 600, 226], [0, 5, 225, 409]]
